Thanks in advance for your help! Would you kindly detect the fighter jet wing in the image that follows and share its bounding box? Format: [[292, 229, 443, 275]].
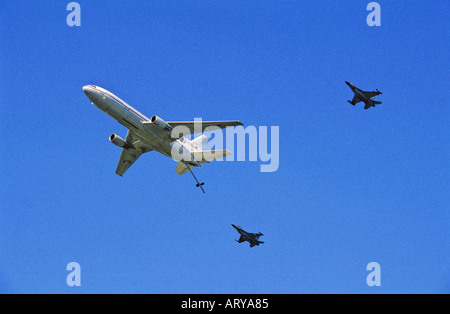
[[364, 102, 372, 110], [167, 121, 244, 135], [115, 130, 153, 176], [351, 95, 362, 104], [251, 234, 261, 240], [362, 91, 380, 99]]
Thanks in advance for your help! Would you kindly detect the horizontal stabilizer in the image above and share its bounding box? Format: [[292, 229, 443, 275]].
[[175, 150, 232, 175], [175, 162, 192, 176], [193, 150, 232, 164]]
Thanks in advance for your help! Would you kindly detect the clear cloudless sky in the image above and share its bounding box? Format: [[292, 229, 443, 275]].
[[0, 1, 448, 293]]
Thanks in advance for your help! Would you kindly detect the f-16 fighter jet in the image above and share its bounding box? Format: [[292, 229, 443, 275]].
[[232, 224, 264, 248], [346, 81, 383, 110], [83, 85, 243, 193]]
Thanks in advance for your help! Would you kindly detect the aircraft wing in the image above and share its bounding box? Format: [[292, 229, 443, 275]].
[[115, 130, 153, 176], [167, 121, 244, 135], [364, 102, 372, 110], [249, 233, 262, 240], [362, 91, 380, 99], [351, 95, 362, 104]]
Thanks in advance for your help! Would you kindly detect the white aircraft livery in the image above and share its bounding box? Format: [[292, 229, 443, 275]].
[[83, 85, 243, 193]]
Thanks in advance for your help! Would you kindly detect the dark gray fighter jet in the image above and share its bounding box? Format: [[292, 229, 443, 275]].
[[232, 224, 264, 248], [346, 81, 382, 110]]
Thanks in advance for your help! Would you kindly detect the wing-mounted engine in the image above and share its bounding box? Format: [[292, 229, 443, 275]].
[[150, 115, 173, 131], [109, 134, 134, 149]]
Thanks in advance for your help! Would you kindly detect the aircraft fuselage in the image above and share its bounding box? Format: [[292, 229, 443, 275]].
[[232, 224, 263, 247], [345, 81, 381, 109], [348, 85, 373, 105], [83, 85, 194, 162]]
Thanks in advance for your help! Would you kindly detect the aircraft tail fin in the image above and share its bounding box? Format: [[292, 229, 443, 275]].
[[192, 134, 209, 149]]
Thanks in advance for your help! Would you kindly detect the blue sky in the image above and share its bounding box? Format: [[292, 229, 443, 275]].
[[0, 1, 448, 293]]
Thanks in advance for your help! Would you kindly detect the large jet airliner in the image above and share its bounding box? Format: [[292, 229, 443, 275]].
[[83, 85, 243, 193]]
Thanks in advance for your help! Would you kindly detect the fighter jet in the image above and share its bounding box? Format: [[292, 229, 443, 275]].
[[83, 85, 243, 193], [346, 81, 382, 110], [232, 224, 264, 248]]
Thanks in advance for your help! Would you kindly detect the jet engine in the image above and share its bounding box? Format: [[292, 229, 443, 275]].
[[109, 134, 132, 149], [150, 115, 173, 131]]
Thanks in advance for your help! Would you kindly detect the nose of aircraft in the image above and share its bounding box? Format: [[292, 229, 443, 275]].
[[83, 85, 97, 102], [83, 85, 92, 94], [231, 224, 243, 231]]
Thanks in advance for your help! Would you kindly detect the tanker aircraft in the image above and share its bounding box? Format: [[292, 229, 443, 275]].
[[83, 85, 243, 193]]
